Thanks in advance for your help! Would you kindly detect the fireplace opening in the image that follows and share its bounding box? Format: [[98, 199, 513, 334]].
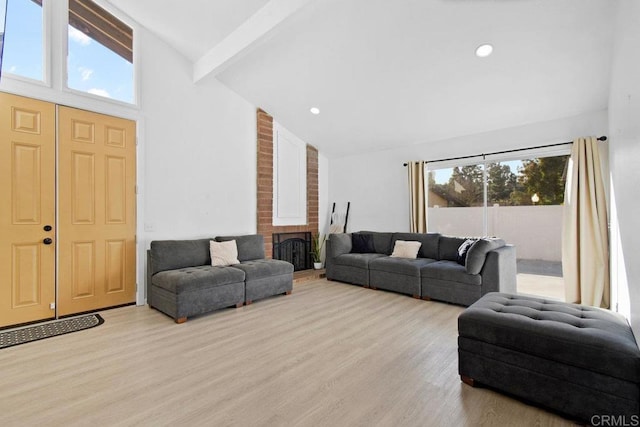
[[272, 232, 312, 271]]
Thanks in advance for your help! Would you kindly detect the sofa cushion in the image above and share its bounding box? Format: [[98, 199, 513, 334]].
[[216, 234, 265, 261], [357, 231, 394, 255], [390, 240, 421, 259], [210, 240, 240, 266], [152, 265, 245, 294], [438, 236, 467, 261], [231, 259, 293, 281], [369, 256, 437, 277], [466, 238, 506, 274], [334, 253, 386, 269], [421, 260, 482, 285], [351, 233, 375, 253], [392, 233, 440, 259], [150, 239, 212, 275]]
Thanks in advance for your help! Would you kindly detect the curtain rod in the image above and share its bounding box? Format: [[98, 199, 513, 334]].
[[403, 135, 607, 167]]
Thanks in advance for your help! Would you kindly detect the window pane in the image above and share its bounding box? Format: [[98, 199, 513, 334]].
[[427, 164, 484, 236], [2, 0, 43, 81], [486, 157, 569, 249], [485, 156, 569, 301], [67, 0, 133, 103], [427, 155, 569, 301], [487, 156, 569, 207]]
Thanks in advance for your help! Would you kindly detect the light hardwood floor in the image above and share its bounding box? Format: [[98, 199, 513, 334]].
[[0, 279, 575, 427], [518, 273, 566, 301]]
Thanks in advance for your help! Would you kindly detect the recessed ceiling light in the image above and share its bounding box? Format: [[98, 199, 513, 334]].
[[310, 107, 320, 115], [475, 44, 493, 58]]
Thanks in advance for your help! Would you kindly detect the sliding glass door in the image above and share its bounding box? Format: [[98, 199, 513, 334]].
[[427, 163, 485, 236], [427, 150, 570, 300]]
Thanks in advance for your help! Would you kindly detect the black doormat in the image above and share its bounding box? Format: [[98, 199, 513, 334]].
[[0, 314, 104, 349]]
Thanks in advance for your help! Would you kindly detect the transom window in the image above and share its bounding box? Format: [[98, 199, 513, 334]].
[[1, 0, 135, 105], [2, 0, 43, 81], [67, 0, 134, 103]]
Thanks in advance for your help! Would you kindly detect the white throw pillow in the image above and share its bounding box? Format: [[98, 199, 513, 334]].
[[210, 240, 240, 266], [390, 240, 422, 259]]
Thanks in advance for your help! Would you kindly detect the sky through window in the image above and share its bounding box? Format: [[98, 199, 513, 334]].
[[1, 0, 134, 104]]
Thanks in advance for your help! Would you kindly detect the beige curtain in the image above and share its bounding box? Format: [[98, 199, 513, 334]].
[[562, 137, 609, 307], [408, 161, 427, 233]]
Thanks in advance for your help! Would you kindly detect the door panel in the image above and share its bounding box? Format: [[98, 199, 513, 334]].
[[105, 239, 126, 293], [71, 241, 96, 299], [0, 93, 56, 327], [13, 143, 42, 223], [71, 151, 96, 224], [105, 155, 126, 224], [58, 106, 136, 315], [12, 243, 43, 306]]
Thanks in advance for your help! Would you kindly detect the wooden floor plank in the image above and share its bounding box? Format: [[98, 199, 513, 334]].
[[0, 279, 574, 426]]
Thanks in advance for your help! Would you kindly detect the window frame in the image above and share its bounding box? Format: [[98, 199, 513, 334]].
[[425, 145, 572, 236], [1, 0, 49, 85], [65, 0, 136, 105], [0, 0, 139, 108]]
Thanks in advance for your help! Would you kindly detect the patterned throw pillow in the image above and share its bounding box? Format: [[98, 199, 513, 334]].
[[456, 239, 477, 266]]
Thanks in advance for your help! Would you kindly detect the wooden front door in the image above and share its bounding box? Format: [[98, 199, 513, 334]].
[[57, 106, 136, 316], [0, 93, 56, 327]]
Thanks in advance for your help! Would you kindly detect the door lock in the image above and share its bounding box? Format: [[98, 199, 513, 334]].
[[44, 225, 52, 231], [43, 238, 53, 245]]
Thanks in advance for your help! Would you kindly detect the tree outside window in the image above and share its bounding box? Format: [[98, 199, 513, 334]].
[[428, 155, 569, 207]]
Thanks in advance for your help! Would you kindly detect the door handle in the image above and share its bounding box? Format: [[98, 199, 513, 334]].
[[44, 225, 52, 231], [43, 238, 53, 245]]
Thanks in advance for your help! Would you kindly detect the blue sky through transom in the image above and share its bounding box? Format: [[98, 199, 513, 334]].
[[2, 0, 133, 104]]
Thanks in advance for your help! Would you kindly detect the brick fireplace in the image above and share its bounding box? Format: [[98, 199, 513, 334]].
[[256, 109, 318, 259]]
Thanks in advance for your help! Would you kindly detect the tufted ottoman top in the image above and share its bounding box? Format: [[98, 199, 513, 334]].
[[459, 292, 640, 382], [152, 265, 245, 294]]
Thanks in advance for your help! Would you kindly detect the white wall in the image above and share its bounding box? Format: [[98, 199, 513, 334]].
[[137, 28, 258, 297], [329, 110, 608, 233], [137, 25, 338, 298], [608, 0, 640, 333], [140, 31, 256, 240]]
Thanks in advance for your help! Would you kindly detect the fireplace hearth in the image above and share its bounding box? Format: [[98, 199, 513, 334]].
[[272, 232, 312, 271]]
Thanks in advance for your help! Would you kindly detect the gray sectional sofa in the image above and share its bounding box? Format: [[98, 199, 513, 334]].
[[147, 234, 293, 323], [326, 231, 516, 306]]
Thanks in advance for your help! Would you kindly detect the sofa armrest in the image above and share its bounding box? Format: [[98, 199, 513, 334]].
[[327, 233, 352, 257], [146, 249, 153, 306], [480, 244, 517, 295], [325, 233, 352, 276]]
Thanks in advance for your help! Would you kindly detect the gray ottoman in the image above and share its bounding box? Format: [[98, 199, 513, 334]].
[[458, 292, 640, 422]]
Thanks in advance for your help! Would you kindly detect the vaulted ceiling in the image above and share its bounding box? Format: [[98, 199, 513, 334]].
[[105, 0, 617, 157]]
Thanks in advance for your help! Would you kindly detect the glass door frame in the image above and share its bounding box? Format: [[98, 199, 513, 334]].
[[425, 145, 572, 236]]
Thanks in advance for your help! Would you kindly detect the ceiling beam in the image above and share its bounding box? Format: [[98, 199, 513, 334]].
[[193, 0, 315, 83]]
